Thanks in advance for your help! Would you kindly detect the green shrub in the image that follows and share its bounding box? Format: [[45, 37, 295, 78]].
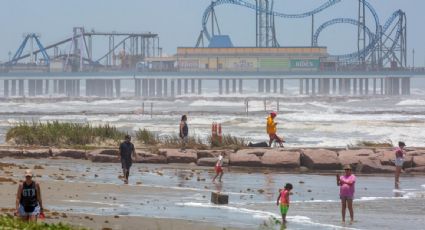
[[208, 134, 246, 149], [0, 215, 86, 230], [354, 140, 393, 148], [6, 121, 125, 146], [135, 128, 159, 145]]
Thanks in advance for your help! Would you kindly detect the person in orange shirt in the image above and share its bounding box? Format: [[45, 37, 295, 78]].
[[267, 112, 284, 147]]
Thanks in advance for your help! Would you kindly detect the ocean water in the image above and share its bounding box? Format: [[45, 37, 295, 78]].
[[2, 158, 425, 230], [1, 77, 425, 147]]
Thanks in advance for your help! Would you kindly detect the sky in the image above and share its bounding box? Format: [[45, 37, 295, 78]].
[[0, 0, 424, 67]]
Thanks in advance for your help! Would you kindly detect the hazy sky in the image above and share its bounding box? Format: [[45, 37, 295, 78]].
[[1, 0, 423, 66]]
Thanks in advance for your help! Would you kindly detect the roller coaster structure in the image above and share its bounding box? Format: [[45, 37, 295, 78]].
[[196, 0, 407, 69]]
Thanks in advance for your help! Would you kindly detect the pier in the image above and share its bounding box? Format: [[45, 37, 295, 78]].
[[0, 74, 412, 99]]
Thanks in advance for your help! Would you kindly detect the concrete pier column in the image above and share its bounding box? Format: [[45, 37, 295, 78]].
[[380, 78, 384, 95], [85, 80, 91, 96], [75, 80, 80, 97], [273, 79, 277, 93], [28, 80, 35, 96], [163, 79, 168, 97], [338, 78, 343, 95], [134, 79, 140, 97], [324, 79, 330, 95], [156, 79, 163, 97], [218, 79, 223, 95], [115, 80, 121, 97], [365, 78, 369, 95], [225, 79, 230, 94], [232, 79, 237, 93], [373, 78, 377, 95], [359, 78, 364, 95], [318, 78, 323, 94], [58, 80, 65, 94], [107, 80, 114, 97], [171, 79, 175, 97], [44, 80, 49, 95], [312, 79, 316, 95], [353, 78, 357, 95], [265, 79, 271, 93], [305, 79, 310, 95], [142, 79, 148, 97], [4, 80, 9, 97], [406, 78, 411, 95], [332, 78, 336, 95], [394, 78, 400, 95], [239, 79, 243, 94], [184, 79, 188, 94], [35, 80, 43, 95], [191, 79, 195, 94], [149, 79, 156, 97], [258, 79, 264, 93], [299, 79, 304, 95], [19, 80, 24, 96], [53, 80, 58, 94], [197, 79, 202, 95], [347, 79, 352, 95], [279, 79, 284, 94], [11, 80, 16, 96]]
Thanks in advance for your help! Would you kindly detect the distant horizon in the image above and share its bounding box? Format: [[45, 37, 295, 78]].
[[1, 0, 424, 67]]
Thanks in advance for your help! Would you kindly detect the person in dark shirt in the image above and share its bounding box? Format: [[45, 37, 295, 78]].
[[119, 134, 136, 184], [179, 115, 189, 152], [15, 169, 44, 221]]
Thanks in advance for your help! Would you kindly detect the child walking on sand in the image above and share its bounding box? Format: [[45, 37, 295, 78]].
[[276, 183, 293, 224], [212, 153, 224, 183], [337, 165, 356, 224]]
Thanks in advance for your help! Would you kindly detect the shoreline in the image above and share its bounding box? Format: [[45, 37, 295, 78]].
[[1, 145, 424, 174]]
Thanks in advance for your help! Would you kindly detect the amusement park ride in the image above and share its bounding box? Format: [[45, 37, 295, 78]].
[[2, 0, 407, 72], [196, 0, 407, 70]]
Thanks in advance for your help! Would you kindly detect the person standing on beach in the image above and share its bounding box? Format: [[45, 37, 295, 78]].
[[276, 183, 293, 224], [394, 141, 406, 188], [212, 153, 224, 183], [119, 134, 136, 184], [267, 112, 284, 147], [15, 169, 44, 222], [337, 165, 356, 224], [179, 115, 189, 152]]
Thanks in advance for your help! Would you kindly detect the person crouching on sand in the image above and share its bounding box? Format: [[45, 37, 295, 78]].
[[118, 134, 136, 184], [212, 153, 224, 183], [394, 141, 406, 188], [15, 169, 44, 222], [276, 183, 293, 224], [337, 165, 356, 224]]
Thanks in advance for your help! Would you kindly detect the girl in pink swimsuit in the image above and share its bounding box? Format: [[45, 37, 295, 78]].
[[337, 165, 356, 223]]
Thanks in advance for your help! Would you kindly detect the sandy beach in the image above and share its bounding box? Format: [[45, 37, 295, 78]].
[[1, 156, 425, 230]]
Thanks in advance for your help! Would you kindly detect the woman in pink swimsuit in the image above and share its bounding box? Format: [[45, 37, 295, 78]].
[[336, 165, 356, 224]]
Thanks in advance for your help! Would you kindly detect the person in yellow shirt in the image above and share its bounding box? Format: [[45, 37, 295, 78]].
[[267, 112, 284, 147]]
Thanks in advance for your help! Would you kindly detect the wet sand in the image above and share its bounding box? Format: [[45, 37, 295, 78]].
[[1, 157, 424, 230]]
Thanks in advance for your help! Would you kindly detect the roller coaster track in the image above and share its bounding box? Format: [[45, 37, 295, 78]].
[[201, 0, 405, 63]]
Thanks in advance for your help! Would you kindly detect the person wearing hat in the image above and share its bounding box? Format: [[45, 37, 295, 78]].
[[212, 153, 225, 183], [15, 169, 44, 221], [266, 112, 284, 147], [119, 134, 136, 184], [394, 141, 407, 188], [336, 165, 356, 224]]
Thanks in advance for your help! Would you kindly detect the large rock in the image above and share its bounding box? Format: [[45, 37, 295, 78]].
[[301, 149, 340, 170], [406, 166, 425, 173], [236, 149, 267, 157], [261, 150, 300, 168], [96, 149, 119, 156], [407, 150, 425, 167], [197, 157, 229, 167], [51, 148, 87, 159], [163, 149, 197, 163], [0, 148, 23, 158], [197, 150, 230, 159], [22, 149, 51, 158], [87, 149, 119, 163], [135, 152, 167, 164], [229, 152, 261, 167], [339, 149, 393, 173]]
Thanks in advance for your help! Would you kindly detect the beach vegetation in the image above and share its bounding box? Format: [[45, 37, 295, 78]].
[[6, 121, 125, 146], [208, 134, 246, 150], [354, 139, 393, 148], [0, 215, 87, 230]]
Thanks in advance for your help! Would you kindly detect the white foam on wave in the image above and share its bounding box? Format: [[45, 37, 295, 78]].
[[176, 202, 360, 230], [396, 99, 425, 106], [190, 100, 245, 107]]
